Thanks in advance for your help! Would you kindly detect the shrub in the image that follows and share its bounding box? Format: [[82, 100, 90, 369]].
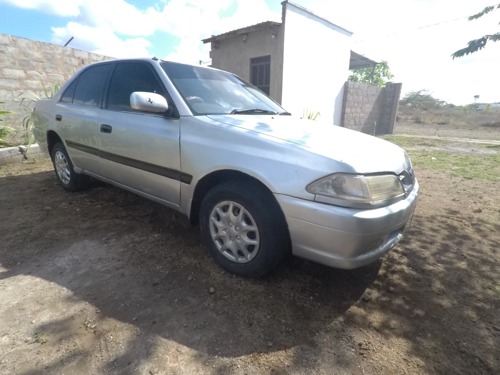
[[0, 102, 14, 147]]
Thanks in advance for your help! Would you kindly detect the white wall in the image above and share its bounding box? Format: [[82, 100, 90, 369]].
[[281, 2, 352, 124]]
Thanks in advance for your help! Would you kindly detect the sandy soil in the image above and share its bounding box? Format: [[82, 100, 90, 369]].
[[0, 122, 498, 375]]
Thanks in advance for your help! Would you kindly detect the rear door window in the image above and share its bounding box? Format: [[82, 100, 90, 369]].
[[72, 64, 112, 107]]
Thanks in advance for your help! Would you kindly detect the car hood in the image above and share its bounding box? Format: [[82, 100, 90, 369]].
[[207, 115, 408, 173]]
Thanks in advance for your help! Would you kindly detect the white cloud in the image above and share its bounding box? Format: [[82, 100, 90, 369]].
[[158, 0, 278, 63], [2, 0, 279, 61], [5, 0, 278, 61], [76, 0, 163, 36], [0, 0, 83, 16], [51, 22, 151, 57], [295, 0, 499, 104], [2, 0, 498, 103]]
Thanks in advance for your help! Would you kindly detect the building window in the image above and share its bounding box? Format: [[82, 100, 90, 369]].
[[250, 55, 270, 95]]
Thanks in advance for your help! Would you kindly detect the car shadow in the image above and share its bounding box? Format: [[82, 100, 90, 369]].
[[5, 168, 496, 374], [0, 169, 379, 372]]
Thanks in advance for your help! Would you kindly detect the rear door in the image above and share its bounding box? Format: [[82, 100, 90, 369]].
[[97, 61, 182, 205], [56, 63, 112, 172]]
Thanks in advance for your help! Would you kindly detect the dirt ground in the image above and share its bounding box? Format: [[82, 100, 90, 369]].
[[0, 121, 499, 375]]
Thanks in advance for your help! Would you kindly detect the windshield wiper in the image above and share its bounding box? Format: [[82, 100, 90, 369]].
[[230, 108, 277, 115], [279, 111, 291, 115]]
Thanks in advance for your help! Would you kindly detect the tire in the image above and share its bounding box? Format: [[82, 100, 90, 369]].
[[51, 142, 90, 191], [200, 180, 290, 277]]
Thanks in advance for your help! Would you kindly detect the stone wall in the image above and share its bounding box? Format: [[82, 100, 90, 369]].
[[340, 81, 402, 135], [0, 34, 113, 144], [0, 33, 403, 144]]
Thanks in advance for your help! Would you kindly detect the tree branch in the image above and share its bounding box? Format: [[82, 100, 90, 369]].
[[452, 33, 500, 59], [468, 4, 499, 20]]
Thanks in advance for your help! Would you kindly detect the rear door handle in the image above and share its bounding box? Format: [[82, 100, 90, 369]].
[[55, 114, 62, 121], [100, 124, 112, 134]]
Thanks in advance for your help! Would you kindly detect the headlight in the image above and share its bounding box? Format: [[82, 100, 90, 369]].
[[307, 173, 405, 208]]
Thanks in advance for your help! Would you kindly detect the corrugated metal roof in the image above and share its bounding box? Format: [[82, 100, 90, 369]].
[[349, 51, 378, 70], [202, 21, 281, 44]]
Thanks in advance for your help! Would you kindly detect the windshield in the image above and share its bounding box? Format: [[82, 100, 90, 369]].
[[161, 61, 287, 116]]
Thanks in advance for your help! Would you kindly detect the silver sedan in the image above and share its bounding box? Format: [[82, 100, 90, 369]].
[[33, 58, 418, 277]]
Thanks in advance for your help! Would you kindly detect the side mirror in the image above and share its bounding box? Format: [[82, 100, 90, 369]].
[[130, 91, 169, 113]]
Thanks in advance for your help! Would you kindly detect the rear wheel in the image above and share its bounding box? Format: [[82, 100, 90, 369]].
[[51, 142, 90, 191], [200, 180, 289, 277]]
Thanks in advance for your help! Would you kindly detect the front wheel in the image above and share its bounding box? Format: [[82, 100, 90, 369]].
[[51, 142, 90, 191], [200, 181, 290, 277]]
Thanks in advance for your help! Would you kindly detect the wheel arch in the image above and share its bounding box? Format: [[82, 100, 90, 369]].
[[189, 169, 284, 227], [47, 130, 63, 160]]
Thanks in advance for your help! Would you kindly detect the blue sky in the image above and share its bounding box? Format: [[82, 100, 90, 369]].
[[0, 0, 499, 105]]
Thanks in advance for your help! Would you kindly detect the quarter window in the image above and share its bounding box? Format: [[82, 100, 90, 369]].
[[60, 79, 76, 103], [250, 55, 271, 95]]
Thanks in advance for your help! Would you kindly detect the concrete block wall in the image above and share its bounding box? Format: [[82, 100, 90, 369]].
[[0, 34, 113, 144], [340, 81, 402, 135]]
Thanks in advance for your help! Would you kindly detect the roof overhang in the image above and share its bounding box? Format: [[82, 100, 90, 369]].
[[350, 51, 377, 70], [202, 21, 281, 44]]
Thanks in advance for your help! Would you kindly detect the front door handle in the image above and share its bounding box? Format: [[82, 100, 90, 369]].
[[100, 124, 112, 134], [55, 114, 62, 121]]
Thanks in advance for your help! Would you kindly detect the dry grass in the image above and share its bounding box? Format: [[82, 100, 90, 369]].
[[388, 105, 500, 182], [384, 134, 500, 181], [395, 105, 500, 141], [397, 105, 500, 128]]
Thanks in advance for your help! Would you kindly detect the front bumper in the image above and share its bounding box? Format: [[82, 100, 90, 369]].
[[275, 179, 419, 269]]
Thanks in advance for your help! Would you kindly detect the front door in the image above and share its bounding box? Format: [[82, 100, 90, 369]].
[[97, 61, 181, 205]]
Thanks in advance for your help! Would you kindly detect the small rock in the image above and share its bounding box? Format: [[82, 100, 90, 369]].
[[209, 287, 215, 294], [413, 309, 426, 318], [267, 341, 273, 348], [188, 276, 193, 281], [362, 293, 371, 302], [379, 296, 390, 303], [388, 286, 395, 293]]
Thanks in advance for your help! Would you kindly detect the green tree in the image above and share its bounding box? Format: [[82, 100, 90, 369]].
[[400, 90, 446, 109], [452, 4, 500, 58], [348, 61, 394, 87]]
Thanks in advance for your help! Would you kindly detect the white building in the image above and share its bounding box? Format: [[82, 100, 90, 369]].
[[203, 1, 375, 125]]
